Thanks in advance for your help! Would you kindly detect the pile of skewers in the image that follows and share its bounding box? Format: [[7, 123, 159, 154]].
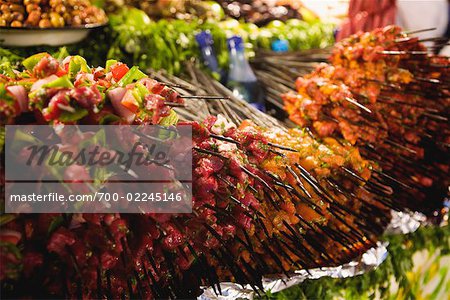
[[253, 26, 449, 217], [1, 53, 397, 299]]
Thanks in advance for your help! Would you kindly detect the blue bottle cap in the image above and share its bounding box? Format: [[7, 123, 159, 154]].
[[195, 31, 214, 48], [271, 39, 289, 52], [227, 36, 244, 51]]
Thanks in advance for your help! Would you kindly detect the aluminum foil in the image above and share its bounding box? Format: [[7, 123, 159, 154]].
[[199, 242, 388, 300], [198, 209, 428, 299], [385, 210, 426, 234]]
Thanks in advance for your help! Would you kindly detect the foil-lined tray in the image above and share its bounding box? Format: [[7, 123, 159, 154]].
[[199, 242, 388, 300], [385, 210, 426, 234], [199, 210, 424, 299]]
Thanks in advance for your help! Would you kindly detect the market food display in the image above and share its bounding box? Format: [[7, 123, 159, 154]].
[[0, 0, 107, 28], [104, 7, 333, 74], [122, 0, 224, 21], [108, 0, 310, 26], [217, 0, 303, 26], [1, 0, 449, 297], [0, 53, 399, 298], [0, 5, 334, 74], [280, 26, 449, 215]]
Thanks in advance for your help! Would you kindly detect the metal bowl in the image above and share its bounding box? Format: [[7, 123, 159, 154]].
[[0, 23, 107, 47]]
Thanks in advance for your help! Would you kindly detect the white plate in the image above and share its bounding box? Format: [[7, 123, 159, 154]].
[[0, 23, 107, 47]]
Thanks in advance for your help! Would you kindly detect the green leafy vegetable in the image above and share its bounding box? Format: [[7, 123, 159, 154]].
[[0, 61, 16, 78], [10, 128, 43, 154], [1, 8, 334, 76], [265, 225, 449, 300], [99, 113, 121, 124], [28, 75, 74, 103], [68, 55, 91, 79], [55, 47, 70, 61], [0, 214, 16, 226], [0, 242, 22, 279], [0, 48, 23, 66], [135, 82, 150, 98], [159, 110, 179, 127], [105, 59, 118, 72], [118, 66, 147, 86], [107, 7, 334, 75], [44, 75, 74, 89], [58, 107, 89, 122]]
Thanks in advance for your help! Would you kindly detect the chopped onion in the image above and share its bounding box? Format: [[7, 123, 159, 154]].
[[0, 229, 22, 245], [6, 85, 29, 112], [30, 75, 59, 92], [108, 87, 135, 124]]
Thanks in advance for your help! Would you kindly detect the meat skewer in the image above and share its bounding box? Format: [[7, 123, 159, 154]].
[[1, 53, 395, 298], [251, 25, 448, 217]]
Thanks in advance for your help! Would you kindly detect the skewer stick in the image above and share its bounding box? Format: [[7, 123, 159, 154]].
[[341, 166, 394, 196], [403, 27, 436, 34], [373, 169, 414, 190], [165, 102, 185, 107], [378, 50, 428, 55], [164, 83, 192, 89], [258, 239, 294, 277], [57, 103, 76, 113], [279, 230, 317, 266], [141, 259, 163, 298], [294, 165, 368, 241], [276, 238, 309, 270], [186, 243, 222, 295], [344, 97, 372, 114], [181, 95, 230, 100], [422, 112, 448, 121], [384, 138, 418, 155], [285, 186, 325, 217], [318, 224, 353, 249], [97, 267, 103, 300], [133, 270, 145, 299], [394, 37, 417, 43], [285, 166, 312, 198], [414, 77, 442, 85], [269, 236, 299, 268], [209, 133, 241, 145], [267, 142, 299, 152], [106, 270, 113, 300], [194, 147, 228, 159], [419, 37, 449, 43], [206, 231, 260, 290], [228, 194, 265, 218], [377, 96, 439, 112], [281, 220, 332, 264], [164, 252, 184, 298], [234, 235, 269, 273]]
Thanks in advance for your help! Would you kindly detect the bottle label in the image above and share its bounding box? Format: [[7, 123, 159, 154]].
[[249, 102, 265, 112]]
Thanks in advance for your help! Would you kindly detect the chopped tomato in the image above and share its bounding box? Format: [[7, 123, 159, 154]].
[[42, 90, 70, 121], [120, 90, 139, 113], [97, 78, 111, 89], [55, 67, 67, 77], [111, 63, 129, 81]]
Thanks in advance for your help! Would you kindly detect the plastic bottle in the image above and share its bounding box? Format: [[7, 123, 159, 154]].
[[271, 39, 289, 52], [195, 31, 223, 81], [226, 36, 265, 111]]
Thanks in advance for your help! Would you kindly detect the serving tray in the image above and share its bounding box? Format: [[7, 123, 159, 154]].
[[0, 23, 107, 47]]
